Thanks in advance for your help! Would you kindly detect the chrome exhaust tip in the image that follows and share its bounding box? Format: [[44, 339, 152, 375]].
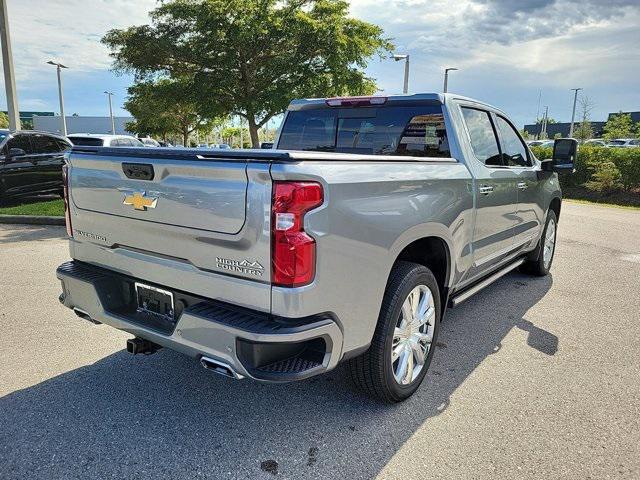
[[73, 307, 101, 324], [200, 356, 245, 380]]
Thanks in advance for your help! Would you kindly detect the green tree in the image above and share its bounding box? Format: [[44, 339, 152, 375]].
[[0, 112, 9, 128], [575, 121, 594, 141], [103, 0, 392, 147], [585, 161, 623, 193], [602, 112, 633, 140], [574, 95, 594, 142], [536, 117, 557, 124], [124, 79, 218, 146]]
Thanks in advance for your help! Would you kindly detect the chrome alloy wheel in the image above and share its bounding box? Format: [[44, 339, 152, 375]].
[[543, 217, 556, 269], [392, 285, 436, 385]]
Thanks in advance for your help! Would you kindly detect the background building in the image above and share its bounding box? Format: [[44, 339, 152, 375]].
[[2, 111, 54, 129], [523, 111, 640, 138], [524, 121, 606, 139], [32, 115, 134, 135]]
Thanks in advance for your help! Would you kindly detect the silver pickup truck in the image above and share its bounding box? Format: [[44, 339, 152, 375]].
[[57, 93, 576, 402]]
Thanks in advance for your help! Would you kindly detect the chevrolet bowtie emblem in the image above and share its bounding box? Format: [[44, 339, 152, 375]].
[[123, 192, 158, 211]]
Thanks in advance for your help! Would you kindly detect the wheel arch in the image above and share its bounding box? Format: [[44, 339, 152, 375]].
[[389, 228, 454, 317], [549, 196, 561, 222]]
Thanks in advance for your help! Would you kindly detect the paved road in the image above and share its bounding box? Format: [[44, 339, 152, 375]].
[[1, 202, 639, 479]]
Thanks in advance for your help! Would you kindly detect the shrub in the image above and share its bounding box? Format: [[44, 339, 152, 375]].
[[584, 162, 623, 193], [530, 145, 640, 191]]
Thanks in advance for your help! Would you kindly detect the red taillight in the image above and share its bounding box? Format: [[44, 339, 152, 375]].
[[62, 162, 72, 237], [272, 181, 323, 287]]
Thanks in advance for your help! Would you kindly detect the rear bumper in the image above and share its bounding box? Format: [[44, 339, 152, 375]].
[[56, 261, 343, 382]]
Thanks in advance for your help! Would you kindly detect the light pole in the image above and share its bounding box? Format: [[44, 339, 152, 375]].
[[392, 54, 410, 94], [541, 106, 549, 139], [443, 67, 458, 93], [569, 87, 583, 138], [0, 0, 20, 130], [104, 91, 115, 134], [47, 61, 68, 136]]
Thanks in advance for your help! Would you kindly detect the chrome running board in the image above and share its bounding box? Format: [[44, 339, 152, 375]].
[[449, 258, 525, 307]]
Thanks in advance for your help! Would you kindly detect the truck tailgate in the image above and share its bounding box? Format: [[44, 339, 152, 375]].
[[71, 155, 247, 234], [66, 148, 274, 312]]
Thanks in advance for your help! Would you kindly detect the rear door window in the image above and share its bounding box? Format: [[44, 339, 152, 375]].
[[278, 104, 450, 157], [460, 107, 501, 166], [495, 116, 531, 167], [56, 139, 71, 151], [31, 134, 63, 154]]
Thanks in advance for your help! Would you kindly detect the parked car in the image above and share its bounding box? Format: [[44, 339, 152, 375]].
[[527, 140, 555, 148], [56, 93, 575, 402], [138, 137, 161, 147], [583, 139, 608, 147], [0, 129, 71, 203], [67, 134, 144, 147], [197, 143, 232, 149], [607, 138, 640, 148]]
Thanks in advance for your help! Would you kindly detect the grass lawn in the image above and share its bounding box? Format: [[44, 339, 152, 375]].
[[564, 198, 640, 210], [0, 199, 65, 216], [562, 186, 640, 209]]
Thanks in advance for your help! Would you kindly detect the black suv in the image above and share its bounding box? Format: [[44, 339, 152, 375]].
[[0, 130, 71, 203]]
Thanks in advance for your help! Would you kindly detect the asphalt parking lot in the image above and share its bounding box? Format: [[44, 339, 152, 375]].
[[1, 201, 639, 479]]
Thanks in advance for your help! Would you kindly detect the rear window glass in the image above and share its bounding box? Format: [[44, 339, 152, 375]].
[[68, 137, 104, 146], [278, 105, 450, 157], [31, 134, 64, 154]]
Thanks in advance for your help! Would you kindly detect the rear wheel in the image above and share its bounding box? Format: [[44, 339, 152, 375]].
[[348, 261, 440, 403], [522, 210, 557, 276]]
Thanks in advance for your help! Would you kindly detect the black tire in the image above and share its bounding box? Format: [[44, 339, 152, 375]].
[[348, 261, 441, 403], [522, 209, 557, 276]]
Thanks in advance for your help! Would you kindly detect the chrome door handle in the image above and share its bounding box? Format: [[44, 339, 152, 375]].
[[479, 185, 494, 195], [517, 182, 528, 190]]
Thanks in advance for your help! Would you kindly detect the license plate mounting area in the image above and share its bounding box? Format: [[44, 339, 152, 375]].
[[135, 282, 175, 321]]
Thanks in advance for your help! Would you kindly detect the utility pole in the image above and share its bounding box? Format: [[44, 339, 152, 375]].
[[443, 67, 458, 93], [0, 0, 20, 130], [569, 88, 583, 138], [392, 54, 410, 94], [104, 91, 115, 134], [535, 89, 542, 127], [47, 61, 68, 136]]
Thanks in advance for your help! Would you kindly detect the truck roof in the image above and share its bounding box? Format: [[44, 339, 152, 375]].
[[287, 92, 504, 115]]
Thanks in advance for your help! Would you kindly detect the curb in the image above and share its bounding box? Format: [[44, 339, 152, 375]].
[[0, 215, 65, 226]]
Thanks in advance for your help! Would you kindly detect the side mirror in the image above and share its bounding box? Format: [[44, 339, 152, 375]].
[[541, 138, 577, 173], [8, 147, 26, 158], [260, 142, 274, 149]]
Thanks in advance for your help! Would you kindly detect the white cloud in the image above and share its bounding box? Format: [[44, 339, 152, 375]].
[[1, 0, 638, 124], [5, 0, 156, 80], [350, 0, 640, 124]]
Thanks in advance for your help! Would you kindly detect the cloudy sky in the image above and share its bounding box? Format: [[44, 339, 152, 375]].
[[1, 0, 639, 127]]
